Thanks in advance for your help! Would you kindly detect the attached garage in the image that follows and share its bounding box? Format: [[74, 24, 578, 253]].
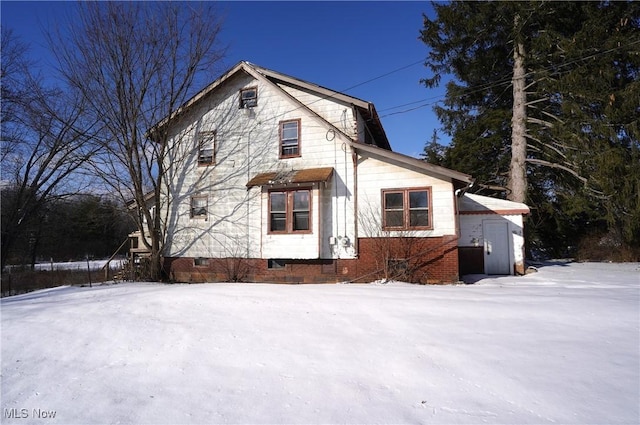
[[457, 193, 530, 276]]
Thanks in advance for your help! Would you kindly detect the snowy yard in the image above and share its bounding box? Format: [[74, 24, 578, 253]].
[[2, 262, 638, 424]]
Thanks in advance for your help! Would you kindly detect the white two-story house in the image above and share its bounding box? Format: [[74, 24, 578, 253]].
[[152, 61, 528, 283]]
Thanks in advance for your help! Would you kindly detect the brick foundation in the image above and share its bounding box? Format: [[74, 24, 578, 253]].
[[163, 235, 460, 284]]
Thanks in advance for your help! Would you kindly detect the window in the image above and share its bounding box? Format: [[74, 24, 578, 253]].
[[387, 259, 409, 279], [239, 87, 257, 108], [190, 196, 208, 219], [194, 258, 209, 267], [269, 188, 311, 233], [382, 188, 431, 230], [267, 259, 286, 269], [279, 119, 300, 158], [197, 131, 215, 165]]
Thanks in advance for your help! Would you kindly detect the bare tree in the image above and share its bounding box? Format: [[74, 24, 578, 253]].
[[1, 29, 99, 271], [358, 200, 432, 283], [52, 3, 227, 280]]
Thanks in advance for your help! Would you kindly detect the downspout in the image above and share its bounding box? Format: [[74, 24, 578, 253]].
[[352, 149, 359, 257], [454, 180, 474, 238], [454, 180, 474, 198], [350, 105, 359, 258], [247, 131, 251, 259]]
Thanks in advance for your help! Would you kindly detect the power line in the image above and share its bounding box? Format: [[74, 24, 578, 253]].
[[376, 38, 640, 120]]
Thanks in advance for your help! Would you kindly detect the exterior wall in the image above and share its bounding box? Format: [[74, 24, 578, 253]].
[[260, 183, 322, 259], [458, 213, 526, 275], [277, 85, 357, 139], [163, 234, 459, 284], [162, 71, 358, 262], [355, 152, 458, 237], [159, 66, 465, 284]]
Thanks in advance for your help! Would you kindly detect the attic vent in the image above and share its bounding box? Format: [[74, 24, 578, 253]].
[[240, 87, 257, 109]]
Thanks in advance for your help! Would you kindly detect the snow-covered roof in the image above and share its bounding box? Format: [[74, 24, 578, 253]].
[[459, 193, 529, 215]]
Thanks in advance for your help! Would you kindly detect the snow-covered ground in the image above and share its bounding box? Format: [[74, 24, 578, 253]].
[[2, 262, 638, 424]]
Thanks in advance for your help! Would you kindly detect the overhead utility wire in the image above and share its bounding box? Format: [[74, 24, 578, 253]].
[[376, 39, 640, 120], [233, 58, 427, 139], [168, 38, 640, 141]]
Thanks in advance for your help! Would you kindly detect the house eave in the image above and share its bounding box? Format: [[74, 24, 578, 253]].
[[350, 142, 473, 184]]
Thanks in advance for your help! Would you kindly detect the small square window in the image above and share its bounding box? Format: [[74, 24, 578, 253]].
[[191, 196, 208, 219], [194, 257, 209, 267], [387, 259, 409, 280], [240, 87, 257, 109], [268, 259, 286, 269]]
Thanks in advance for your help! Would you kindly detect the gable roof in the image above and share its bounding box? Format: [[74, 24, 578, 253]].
[[350, 141, 473, 186], [248, 63, 391, 150], [459, 193, 530, 215], [151, 61, 475, 187], [150, 61, 390, 149]]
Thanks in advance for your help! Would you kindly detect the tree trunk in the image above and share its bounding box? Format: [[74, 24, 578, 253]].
[[509, 13, 528, 203]]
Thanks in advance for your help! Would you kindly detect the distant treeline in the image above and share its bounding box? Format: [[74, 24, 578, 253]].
[[1, 191, 135, 267]]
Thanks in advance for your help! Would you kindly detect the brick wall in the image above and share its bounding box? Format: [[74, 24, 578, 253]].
[[356, 235, 459, 284], [163, 235, 460, 284]]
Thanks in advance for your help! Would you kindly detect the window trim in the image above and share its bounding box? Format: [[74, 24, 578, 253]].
[[381, 187, 433, 230], [190, 195, 208, 220], [239, 87, 258, 109], [279, 119, 301, 159], [268, 187, 312, 234], [196, 130, 216, 166]]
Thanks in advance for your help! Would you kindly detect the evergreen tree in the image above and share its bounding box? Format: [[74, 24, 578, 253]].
[[421, 129, 445, 165], [420, 1, 639, 259]]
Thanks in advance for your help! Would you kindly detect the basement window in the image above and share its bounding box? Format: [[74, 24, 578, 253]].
[[387, 259, 409, 280], [194, 257, 209, 267], [268, 259, 287, 269]]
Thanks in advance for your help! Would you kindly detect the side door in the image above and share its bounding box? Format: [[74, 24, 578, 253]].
[[483, 220, 510, 275]]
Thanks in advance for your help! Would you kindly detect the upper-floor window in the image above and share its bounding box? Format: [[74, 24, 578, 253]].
[[191, 196, 208, 219], [382, 188, 432, 230], [280, 119, 301, 158], [197, 131, 216, 166], [269, 188, 310, 233], [239, 87, 257, 109]]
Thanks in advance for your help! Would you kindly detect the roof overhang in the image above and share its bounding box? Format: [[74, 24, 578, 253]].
[[247, 167, 334, 188], [459, 193, 530, 215], [350, 142, 473, 186], [249, 63, 391, 150]]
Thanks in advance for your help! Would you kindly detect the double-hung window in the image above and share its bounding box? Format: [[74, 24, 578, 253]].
[[280, 119, 300, 158], [239, 87, 257, 108], [197, 131, 215, 166], [382, 188, 431, 230], [269, 188, 310, 233], [191, 196, 208, 219]]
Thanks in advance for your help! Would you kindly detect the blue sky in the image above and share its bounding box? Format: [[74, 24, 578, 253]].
[[1, 1, 448, 157]]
